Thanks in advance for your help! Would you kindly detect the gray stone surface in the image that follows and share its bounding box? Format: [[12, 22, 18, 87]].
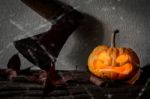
[[0, 0, 150, 70], [57, 0, 150, 70], [0, 0, 51, 69]]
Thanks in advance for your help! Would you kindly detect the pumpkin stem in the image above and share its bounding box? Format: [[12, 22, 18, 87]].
[[111, 29, 119, 47]]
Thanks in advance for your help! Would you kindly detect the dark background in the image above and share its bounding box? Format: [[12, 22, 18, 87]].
[[0, 0, 150, 70]]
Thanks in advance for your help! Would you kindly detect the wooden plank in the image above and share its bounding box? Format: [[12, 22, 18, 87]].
[[0, 70, 149, 99]]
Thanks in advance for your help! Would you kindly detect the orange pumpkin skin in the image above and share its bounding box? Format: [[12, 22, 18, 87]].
[[88, 45, 140, 84]]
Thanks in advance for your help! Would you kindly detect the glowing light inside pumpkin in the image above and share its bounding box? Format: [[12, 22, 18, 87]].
[[88, 30, 140, 84]]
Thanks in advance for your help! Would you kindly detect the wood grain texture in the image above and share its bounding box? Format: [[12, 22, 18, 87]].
[[0, 70, 149, 99]]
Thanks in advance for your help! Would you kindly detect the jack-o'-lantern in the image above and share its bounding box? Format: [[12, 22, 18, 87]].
[[88, 30, 140, 84]]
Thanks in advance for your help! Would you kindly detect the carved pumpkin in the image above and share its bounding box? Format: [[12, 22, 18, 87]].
[[88, 30, 140, 84]]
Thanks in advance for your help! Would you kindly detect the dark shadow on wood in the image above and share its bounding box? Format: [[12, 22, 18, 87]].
[[136, 64, 150, 84]]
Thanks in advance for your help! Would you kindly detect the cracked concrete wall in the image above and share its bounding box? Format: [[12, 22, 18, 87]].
[[0, 0, 51, 69], [0, 0, 150, 70], [57, 0, 150, 70]]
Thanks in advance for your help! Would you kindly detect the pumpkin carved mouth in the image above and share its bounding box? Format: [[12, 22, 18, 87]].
[[88, 30, 140, 84]]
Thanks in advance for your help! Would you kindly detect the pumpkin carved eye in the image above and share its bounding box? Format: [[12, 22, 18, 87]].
[[116, 54, 129, 65], [98, 51, 111, 65]]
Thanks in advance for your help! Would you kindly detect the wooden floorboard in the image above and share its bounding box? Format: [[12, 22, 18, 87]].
[[0, 70, 149, 99]]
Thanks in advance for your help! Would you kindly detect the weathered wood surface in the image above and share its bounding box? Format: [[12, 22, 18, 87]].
[[0, 71, 149, 99]]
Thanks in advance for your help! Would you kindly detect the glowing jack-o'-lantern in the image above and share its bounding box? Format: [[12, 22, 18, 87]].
[[88, 30, 140, 84]]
